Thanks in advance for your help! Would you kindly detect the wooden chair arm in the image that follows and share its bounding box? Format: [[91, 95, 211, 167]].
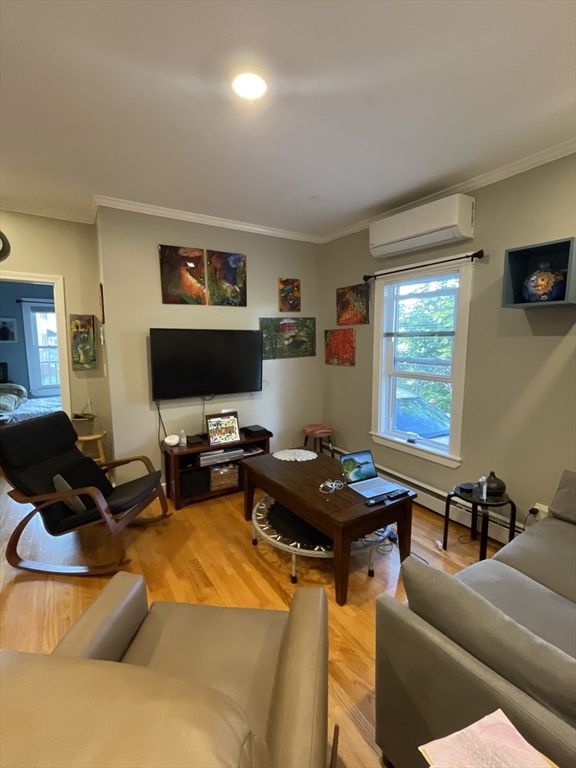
[[100, 455, 156, 474], [8, 486, 116, 527]]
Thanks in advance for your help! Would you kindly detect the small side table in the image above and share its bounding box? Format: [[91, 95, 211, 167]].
[[443, 486, 517, 561], [77, 431, 107, 465]]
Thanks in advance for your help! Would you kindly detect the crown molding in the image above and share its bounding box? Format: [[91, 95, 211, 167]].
[[0, 200, 94, 225], [91, 195, 324, 243], [3, 139, 574, 242], [319, 138, 576, 243]]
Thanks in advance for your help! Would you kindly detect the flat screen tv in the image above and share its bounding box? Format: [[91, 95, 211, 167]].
[[150, 328, 263, 401]]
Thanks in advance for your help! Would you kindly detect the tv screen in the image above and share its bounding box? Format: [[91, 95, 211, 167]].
[[150, 328, 263, 400]]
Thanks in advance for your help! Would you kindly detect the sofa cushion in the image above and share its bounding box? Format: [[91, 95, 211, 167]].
[[402, 556, 576, 727], [493, 515, 576, 602], [549, 469, 576, 524], [121, 601, 289, 746], [456, 559, 576, 658], [0, 648, 264, 768]]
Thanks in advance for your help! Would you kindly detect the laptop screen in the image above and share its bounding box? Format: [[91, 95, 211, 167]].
[[340, 450, 378, 484]]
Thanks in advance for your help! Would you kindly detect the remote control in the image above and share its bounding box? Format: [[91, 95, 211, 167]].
[[387, 489, 410, 500], [364, 494, 391, 506]]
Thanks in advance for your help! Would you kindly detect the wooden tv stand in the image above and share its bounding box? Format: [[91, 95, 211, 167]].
[[161, 428, 272, 510]]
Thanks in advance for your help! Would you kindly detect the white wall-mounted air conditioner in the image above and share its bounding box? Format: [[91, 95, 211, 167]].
[[369, 193, 475, 259]]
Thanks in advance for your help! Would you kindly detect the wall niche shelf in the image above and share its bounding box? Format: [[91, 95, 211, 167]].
[[502, 237, 575, 309]]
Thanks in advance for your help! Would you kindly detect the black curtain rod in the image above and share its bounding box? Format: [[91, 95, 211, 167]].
[[362, 249, 484, 283], [15, 298, 54, 303]]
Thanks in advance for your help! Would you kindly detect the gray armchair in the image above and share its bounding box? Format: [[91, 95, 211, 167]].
[[0, 573, 329, 768]]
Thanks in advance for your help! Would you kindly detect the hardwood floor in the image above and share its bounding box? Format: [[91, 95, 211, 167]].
[[0, 478, 500, 767]]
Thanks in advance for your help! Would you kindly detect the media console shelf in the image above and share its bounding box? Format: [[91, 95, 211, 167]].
[[161, 428, 272, 510]]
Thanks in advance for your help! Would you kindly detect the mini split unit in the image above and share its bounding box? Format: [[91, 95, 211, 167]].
[[369, 193, 475, 259]]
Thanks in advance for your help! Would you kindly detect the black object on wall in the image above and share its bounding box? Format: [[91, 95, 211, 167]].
[[150, 328, 263, 400], [0, 232, 11, 263]]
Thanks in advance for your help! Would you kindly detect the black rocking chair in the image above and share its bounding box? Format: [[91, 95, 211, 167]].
[[0, 411, 170, 576]]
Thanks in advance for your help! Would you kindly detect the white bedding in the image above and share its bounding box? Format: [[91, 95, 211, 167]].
[[3, 396, 62, 424]]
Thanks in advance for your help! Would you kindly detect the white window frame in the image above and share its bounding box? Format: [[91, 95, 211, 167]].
[[370, 258, 473, 469], [21, 300, 60, 397]]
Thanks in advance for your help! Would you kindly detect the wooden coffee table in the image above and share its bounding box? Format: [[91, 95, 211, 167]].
[[242, 452, 416, 605]]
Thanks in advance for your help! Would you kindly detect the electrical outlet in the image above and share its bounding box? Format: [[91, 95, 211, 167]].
[[533, 503, 549, 521]]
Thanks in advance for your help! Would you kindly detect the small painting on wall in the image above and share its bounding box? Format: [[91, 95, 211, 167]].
[[325, 329, 355, 366], [70, 315, 97, 369], [278, 278, 301, 312], [336, 283, 370, 325], [0, 318, 18, 343], [207, 251, 247, 306], [159, 244, 206, 305], [259, 317, 316, 359]]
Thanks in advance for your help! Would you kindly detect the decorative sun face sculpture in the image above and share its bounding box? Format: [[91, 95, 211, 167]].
[[522, 261, 566, 302]]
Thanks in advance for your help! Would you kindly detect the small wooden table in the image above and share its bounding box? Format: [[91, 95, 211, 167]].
[[242, 453, 416, 605], [443, 486, 517, 561]]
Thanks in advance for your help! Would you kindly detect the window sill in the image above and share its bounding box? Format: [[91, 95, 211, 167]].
[[30, 388, 60, 398], [369, 431, 462, 469]]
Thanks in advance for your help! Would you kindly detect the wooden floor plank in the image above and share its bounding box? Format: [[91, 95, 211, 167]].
[[0, 478, 500, 766]]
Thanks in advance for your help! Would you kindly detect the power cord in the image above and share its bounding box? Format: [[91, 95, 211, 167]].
[[201, 394, 216, 427], [319, 479, 344, 494], [155, 400, 167, 448]]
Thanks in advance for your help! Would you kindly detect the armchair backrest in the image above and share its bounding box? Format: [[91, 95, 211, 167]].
[[0, 411, 112, 534], [267, 587, 329, 768]]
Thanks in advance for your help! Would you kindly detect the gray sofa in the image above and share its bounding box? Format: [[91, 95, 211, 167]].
[[0, 574, 329, 768], [376, 469, 576, 768]]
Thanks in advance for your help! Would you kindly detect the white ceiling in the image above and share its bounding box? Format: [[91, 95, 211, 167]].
[[1, 0, 575, 239]]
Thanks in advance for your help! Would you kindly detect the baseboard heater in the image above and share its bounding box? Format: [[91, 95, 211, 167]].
[[326, 443, 522, 544]]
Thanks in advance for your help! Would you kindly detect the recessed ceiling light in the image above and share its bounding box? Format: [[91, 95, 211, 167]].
[[230, 66, 268, 100]]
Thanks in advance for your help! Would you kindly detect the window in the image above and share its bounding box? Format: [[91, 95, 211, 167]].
[[371, 262, 472, 468], [21, 302, 60, 397]]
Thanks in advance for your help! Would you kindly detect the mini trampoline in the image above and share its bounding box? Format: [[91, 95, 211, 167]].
[[252, 495, 391, 584]]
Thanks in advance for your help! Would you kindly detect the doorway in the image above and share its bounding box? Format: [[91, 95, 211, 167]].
[[0, 271, 71, 416]]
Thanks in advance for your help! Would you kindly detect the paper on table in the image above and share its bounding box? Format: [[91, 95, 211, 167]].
[[419, 710, 558, 768]]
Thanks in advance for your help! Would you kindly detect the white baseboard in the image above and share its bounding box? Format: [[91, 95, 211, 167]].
[[326, 443, 520, 545]]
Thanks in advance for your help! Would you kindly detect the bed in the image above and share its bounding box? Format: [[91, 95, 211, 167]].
[[0, 383, 62, 426]]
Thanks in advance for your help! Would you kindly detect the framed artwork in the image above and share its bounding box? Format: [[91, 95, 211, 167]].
[[0, 318, 18, 343], [336, 283, 370, 325], [70, 314, 97, 370], [259, 317, 316, 360], [206, 411, 241, 446], [207, 251, 247, 306], [325, 329, 356, 366], [159, 244, 206, 305], [278, 278, 301, 312]]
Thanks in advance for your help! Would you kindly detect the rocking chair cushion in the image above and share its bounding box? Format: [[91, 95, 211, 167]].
[[54, 455, 114, 506], [51, 471, 162, 534], [0, 411, 78, 467], [107, 471, 162, 514]]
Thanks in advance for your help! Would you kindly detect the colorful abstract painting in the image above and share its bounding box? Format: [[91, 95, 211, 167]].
[[278, 278, 301, 312], [70, 314, 97, 370], [159, 244, 206, 305], [259, 317, 316, 360], [325, 329, 355, 366], [336, 283, 370, 325], [207, 251, 247, 306]]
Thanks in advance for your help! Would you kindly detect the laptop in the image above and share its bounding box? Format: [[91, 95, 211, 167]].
[[340, 450, 400, 498]]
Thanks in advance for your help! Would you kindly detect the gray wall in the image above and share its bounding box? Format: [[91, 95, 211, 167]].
[[319, 155, 576, 514], [97, 206, 323, 480], [0, 280, 54, 391], [2, 155, 574, 513], [0, 210, 113, 451]]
